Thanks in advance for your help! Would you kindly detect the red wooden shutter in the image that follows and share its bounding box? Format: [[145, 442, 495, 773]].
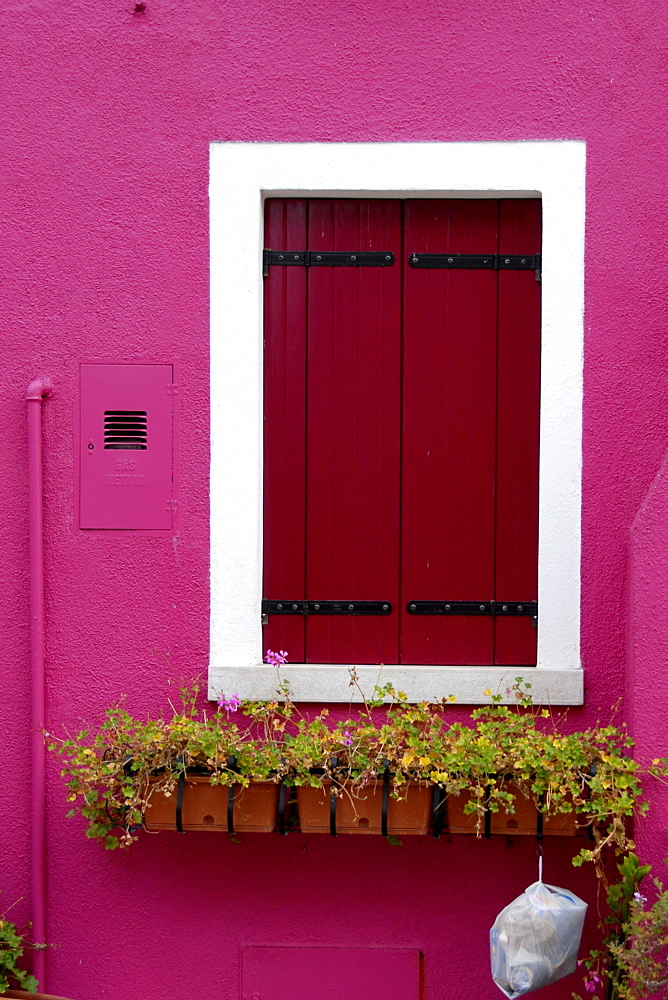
[[401, 200, 499, 665], [262, 199, 308, 662], [495, 199, 541, 665], [263, 198, 540, 668], [305, 200, 402, 664]]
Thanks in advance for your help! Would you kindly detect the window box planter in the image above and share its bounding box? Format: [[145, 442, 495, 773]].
[[297, 779, 432, 836], [142, 774, 579, 839], [50, 677, 647, 860], [144, 775, 282, 834]]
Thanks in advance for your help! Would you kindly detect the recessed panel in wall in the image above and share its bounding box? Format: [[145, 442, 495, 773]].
[[241, 946, 421, 1000], [80, 363, 174, 530]]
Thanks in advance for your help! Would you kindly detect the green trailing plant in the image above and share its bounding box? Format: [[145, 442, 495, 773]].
[[0, 902, 43, 995], [50, 669, 665, 864], [574, 853, 668, 1000]]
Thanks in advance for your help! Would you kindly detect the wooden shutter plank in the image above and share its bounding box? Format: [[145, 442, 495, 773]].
[[401, 200, 499, 665], [495, 199, 541, 665], [305, 199, 402, 664], [262, 199, 308, 662]]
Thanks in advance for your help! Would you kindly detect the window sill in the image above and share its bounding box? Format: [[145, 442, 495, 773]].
[[208, 665, 584, 705]]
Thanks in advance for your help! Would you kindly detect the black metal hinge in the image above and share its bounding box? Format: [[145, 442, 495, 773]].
[[263, 250, 396, 276], [408, 253, 541, 281], [262, 599, 392, 623], [406, 601, 537, 627]]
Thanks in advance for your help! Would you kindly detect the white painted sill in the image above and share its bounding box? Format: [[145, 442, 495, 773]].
[[210, 665, 584, 705]]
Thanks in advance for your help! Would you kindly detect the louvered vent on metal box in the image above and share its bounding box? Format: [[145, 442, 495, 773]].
[[104, 411, 147, 450]]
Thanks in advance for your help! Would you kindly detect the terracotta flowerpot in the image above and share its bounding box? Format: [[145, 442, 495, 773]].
[[444, 790, 485, 834], [297, 781, 432, 835], [144, 775, 280, 833], [490, 783, 542, 836], [446, 784, 579, 836], [541, 798, 579, 837]]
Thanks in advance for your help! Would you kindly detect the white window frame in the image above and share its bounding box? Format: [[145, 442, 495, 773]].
[[209, 141, 585, 705]]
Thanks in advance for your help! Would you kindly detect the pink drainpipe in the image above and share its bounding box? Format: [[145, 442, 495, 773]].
[[26, 378, 54, 989]]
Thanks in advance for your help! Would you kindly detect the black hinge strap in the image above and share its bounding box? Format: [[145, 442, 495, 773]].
[[262, 600, 392, 618], [406, 601, 537, 624], [409, 252, 541, 280], [263, 249, 395, 275]]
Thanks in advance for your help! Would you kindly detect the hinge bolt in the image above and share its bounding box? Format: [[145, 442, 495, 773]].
[[480, 604, 485, 611], [409, 603, 416, 611], [348, 604, 354, 610], [277, 603, 283, 610], [314, 604, 320, 610], [350, 255, 357, 261], [292, 604, 298, 610]]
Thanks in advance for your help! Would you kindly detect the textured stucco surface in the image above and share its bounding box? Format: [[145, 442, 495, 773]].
[[2, 1, 668, 998]]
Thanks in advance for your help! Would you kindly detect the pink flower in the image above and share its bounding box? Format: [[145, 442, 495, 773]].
[[265, 649, 288, 667], [584, 974, 601, 994], [342, 729, 353, 746], [218, 692, 241, 713]]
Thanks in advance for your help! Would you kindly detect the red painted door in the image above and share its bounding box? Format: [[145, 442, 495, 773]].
[[263, 199, 540, 667]]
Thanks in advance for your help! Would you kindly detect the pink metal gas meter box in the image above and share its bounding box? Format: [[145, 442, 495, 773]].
[[79, 363, 175, 531]]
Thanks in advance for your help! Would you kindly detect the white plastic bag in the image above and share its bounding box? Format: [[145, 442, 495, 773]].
[[490, 875, 587, 998]]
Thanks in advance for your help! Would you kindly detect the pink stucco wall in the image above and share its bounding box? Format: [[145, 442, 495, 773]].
[[2, 2, 668, 997]]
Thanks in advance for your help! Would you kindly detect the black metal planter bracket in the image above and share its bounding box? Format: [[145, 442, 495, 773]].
[[381, 763, 391, 838], [175, 754, 186, 834], [227, 755, 239, 835], [329, 757, 339, 837], [278, 758, 288, 836], [432, 785, 446, 839]]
